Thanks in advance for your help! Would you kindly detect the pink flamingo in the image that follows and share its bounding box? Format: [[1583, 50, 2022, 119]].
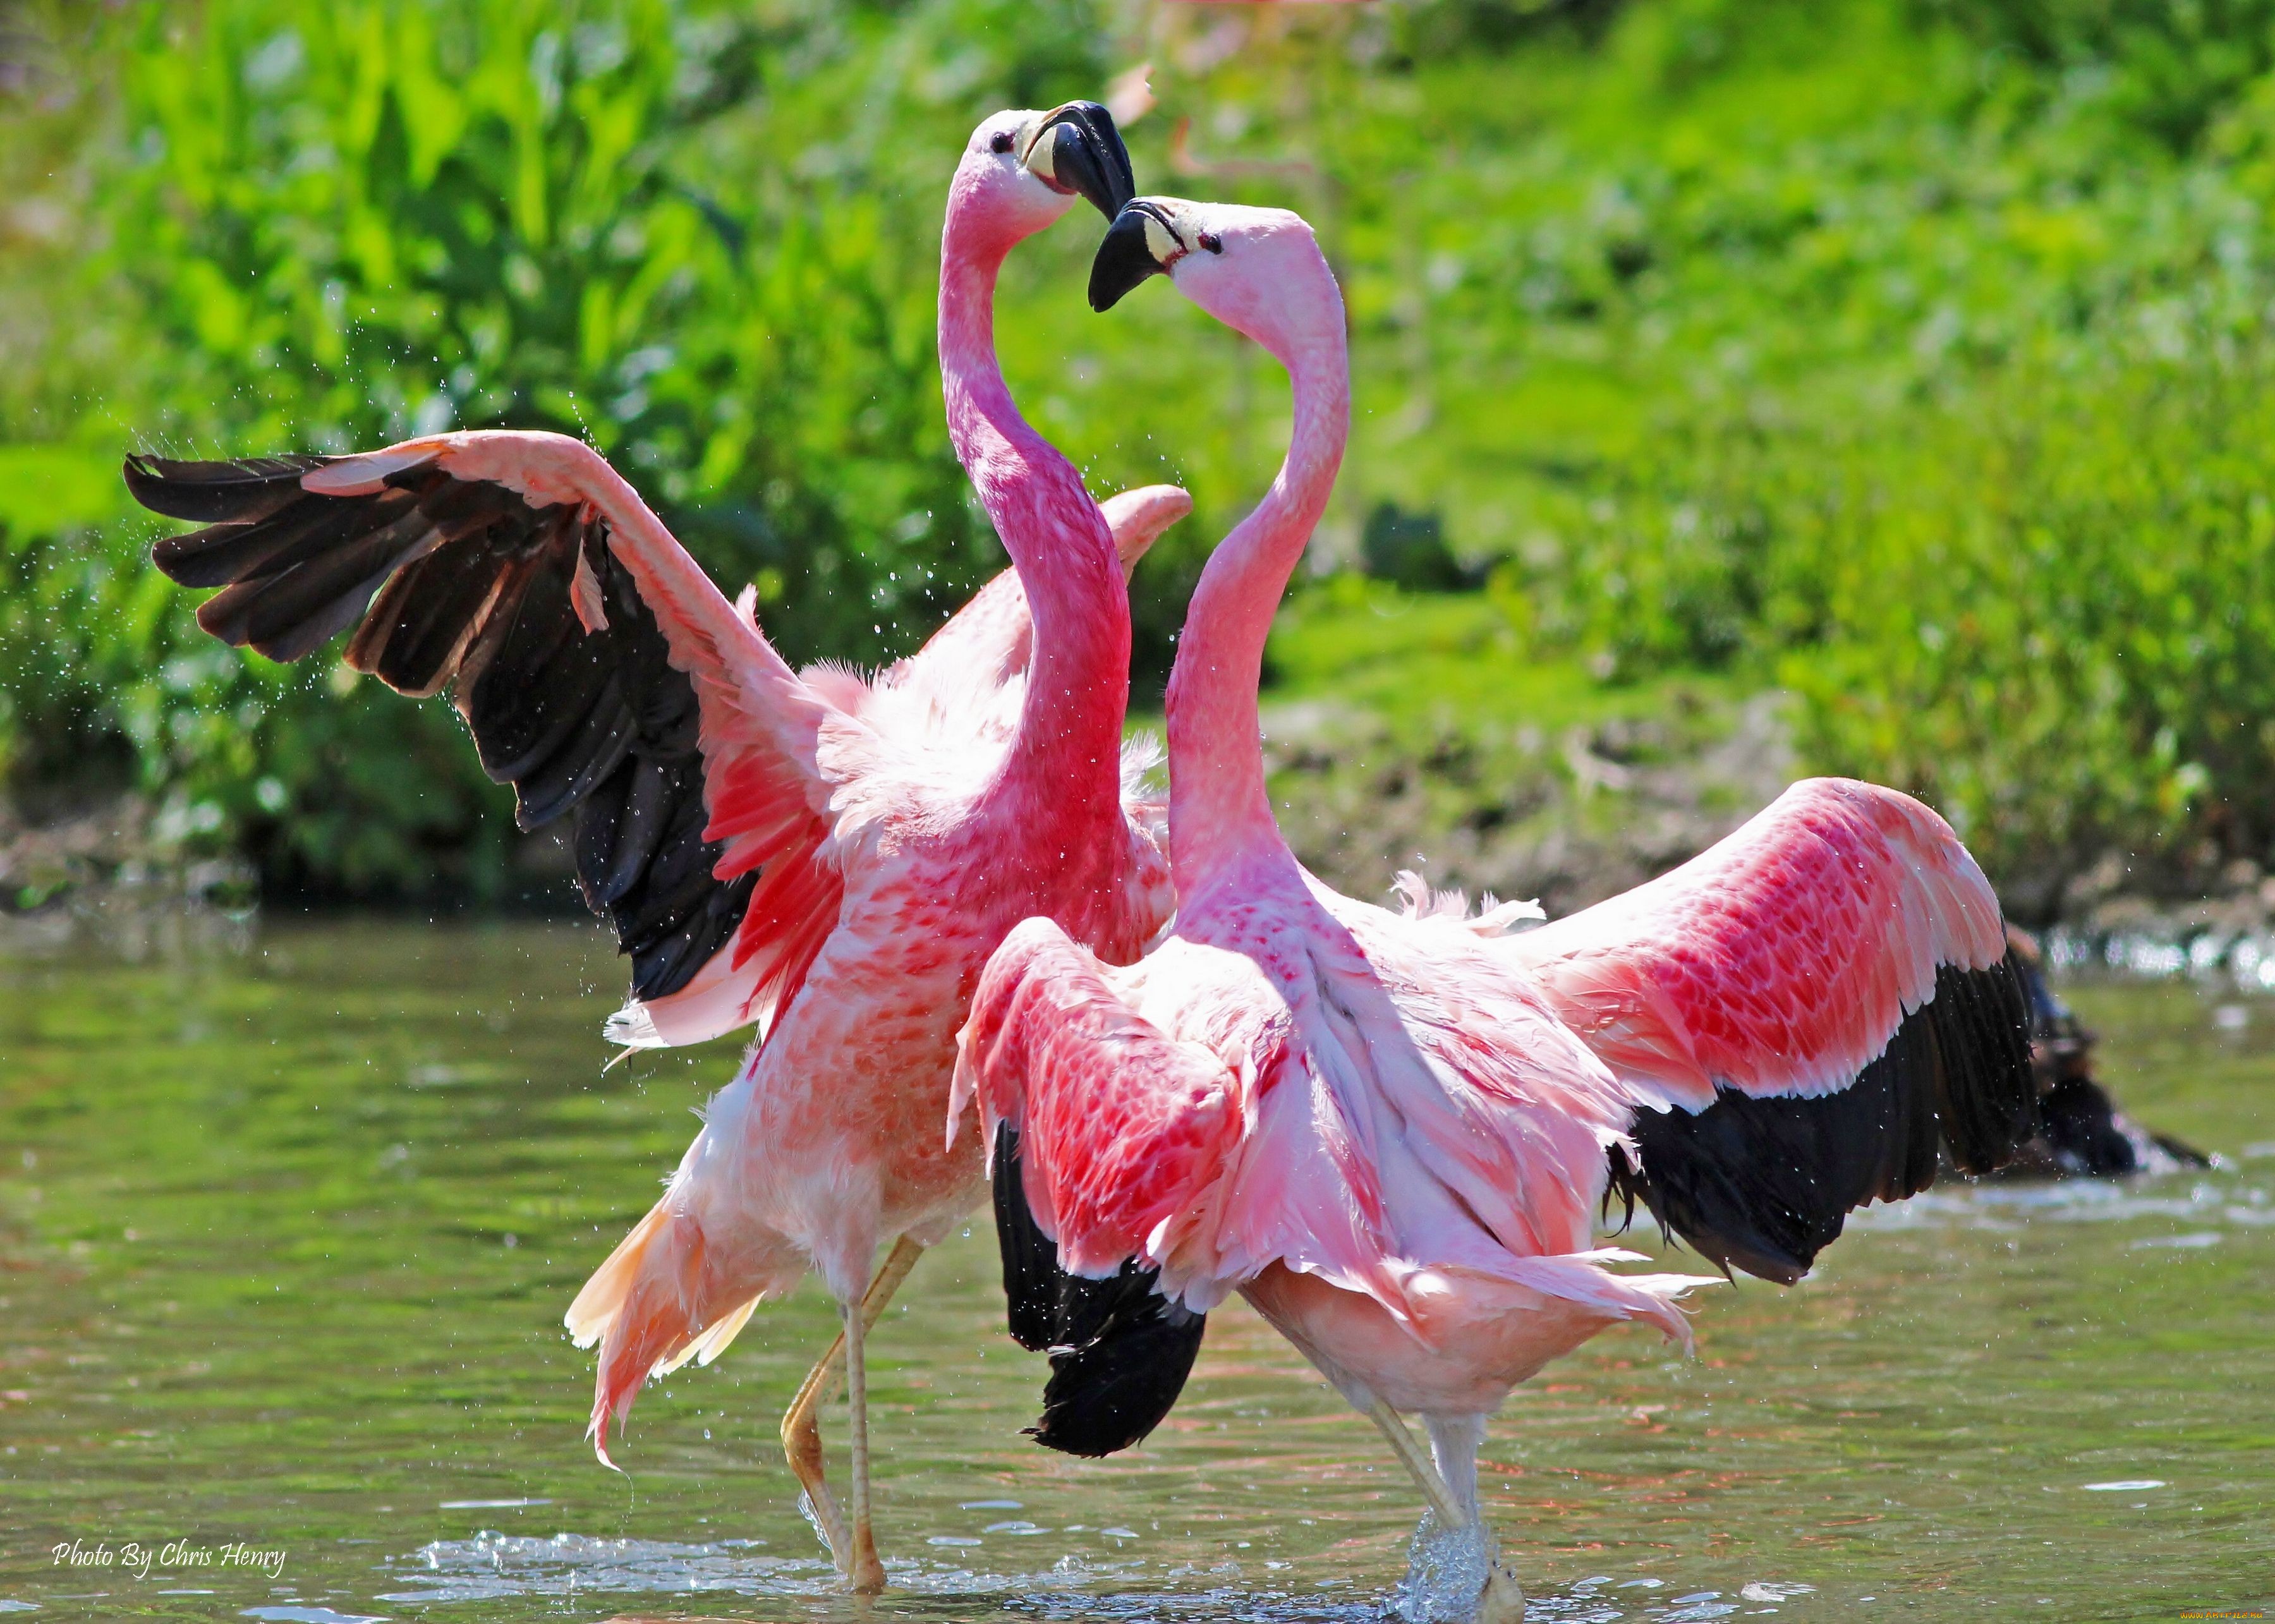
[[954, 197, 2035, 1620], [126, 102, 1182, 1593]]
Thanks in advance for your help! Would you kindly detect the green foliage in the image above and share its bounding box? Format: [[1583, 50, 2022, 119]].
[[88, 0, 1000, 893], [1289, 0, 2275, 896], [1779, 354, 2275, 895], [2, 0, 1126, 895], [9, 0, 2275, 902], [1919, 0, 2275, 150]]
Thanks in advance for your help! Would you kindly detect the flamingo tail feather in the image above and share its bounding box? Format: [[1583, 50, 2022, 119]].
[[566, 1197, 770, 1464]]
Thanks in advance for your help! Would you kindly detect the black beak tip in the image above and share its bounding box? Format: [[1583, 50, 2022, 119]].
[[1043, 100, 1136, 221], [1088, 208, 1163, 313]]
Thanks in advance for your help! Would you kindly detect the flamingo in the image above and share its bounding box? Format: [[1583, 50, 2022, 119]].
[[124, 102, 1180, 1593], [952, 196, 2037, 1621]]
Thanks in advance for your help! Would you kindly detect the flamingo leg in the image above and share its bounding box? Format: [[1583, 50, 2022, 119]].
[[779, 1345, 854, 1572], [778, 1235, 925, 1578], [843, 1282, 886, 1593], [1364, 1398, 1468, 1526], [1369, 1402, 1526, 1623]]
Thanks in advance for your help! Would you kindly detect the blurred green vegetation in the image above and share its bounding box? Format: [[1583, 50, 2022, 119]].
[[5, 0, 2275, 906]]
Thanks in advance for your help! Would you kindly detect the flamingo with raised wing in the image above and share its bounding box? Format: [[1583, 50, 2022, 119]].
[[126, 102, 1181, 1593], [954, 197, 2036, 1620]]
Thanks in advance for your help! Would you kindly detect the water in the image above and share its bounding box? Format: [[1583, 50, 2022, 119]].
[[0, 920, 2269, 1623]]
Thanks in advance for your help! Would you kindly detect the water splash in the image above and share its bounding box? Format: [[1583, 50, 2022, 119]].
[[1389, 1514, 1491, 1624], [377, 1532, 1332, 1613], [379, 1530, 1735, 1621], [1848, 1163, 2269, 1240], [377, 1531, 828, 1604], [2048, 922, 2275, 990]]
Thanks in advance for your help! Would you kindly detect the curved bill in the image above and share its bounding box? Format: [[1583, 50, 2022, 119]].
[[1028, 100, 1136, 221], [1088, 200, 1175, 312]]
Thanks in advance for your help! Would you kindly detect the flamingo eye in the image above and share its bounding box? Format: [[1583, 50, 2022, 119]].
[[1198, 231, 1224, 255], [990, 131, 1016, 155]]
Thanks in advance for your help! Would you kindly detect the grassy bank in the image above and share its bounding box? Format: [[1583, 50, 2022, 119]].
[[6, 0, 2275, 908], [1253, 578, 1784, 912]]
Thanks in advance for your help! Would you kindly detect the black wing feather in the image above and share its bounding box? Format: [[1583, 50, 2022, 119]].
[[153, 497, 373, 588], [127, 451, 751, 1002], [219, 506, 444, 660], [125, 454, 331, 523], [992, 1124, 1206, 1459], [516, 677, 640, 830], [1608, 953, 2036, 1284], [353, 541, 513, 696]]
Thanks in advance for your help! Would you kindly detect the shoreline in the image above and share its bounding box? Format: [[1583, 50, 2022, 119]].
[[11, 783, 2275, 991]]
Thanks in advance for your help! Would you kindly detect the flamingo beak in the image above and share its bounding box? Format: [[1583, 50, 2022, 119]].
[[1022, 101, 1135, 222], [1088, 200, 1179, 312]]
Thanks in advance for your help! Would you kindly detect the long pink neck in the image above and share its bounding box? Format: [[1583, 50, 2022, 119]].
[[938, 191, 1129, 802], [1165, 322, 1350, 887]]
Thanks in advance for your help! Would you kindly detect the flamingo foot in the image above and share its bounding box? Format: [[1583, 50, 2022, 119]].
[[1476, 1554, 1526, 1624]]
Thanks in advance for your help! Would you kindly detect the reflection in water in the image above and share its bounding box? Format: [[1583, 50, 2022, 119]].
[[0, 923, 2270, 1621]]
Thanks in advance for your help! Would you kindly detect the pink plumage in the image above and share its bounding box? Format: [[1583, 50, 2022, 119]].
[[1497, 776, 2009, 1108], [959, 193, 2034, 1616], [130, 102, 1183, 1595], [956, 918, 1245, 1275], [560, 109, 1175, 1591]]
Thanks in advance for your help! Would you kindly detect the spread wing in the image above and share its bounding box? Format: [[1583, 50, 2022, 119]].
[[952, 916, 1238, 1458], [1496, 777, 2035, 1283], [127, 430, 862, 1048]]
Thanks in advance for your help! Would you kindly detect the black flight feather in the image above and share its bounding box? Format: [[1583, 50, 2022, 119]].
[[124, 453, 332, 523], [991, 1124, 1206, 1458], [128, 451, 752, 1003], [1608, 952, 2035, 1284]]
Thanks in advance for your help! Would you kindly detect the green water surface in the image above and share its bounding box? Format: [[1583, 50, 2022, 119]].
[[0, 921, 2268, 1623]]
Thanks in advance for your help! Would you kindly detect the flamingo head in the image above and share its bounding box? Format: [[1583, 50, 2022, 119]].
[[1088, 197, 1342, 365], [952, 103, 1136, 248]]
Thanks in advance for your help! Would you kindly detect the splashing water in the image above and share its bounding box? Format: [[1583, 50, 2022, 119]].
[[2050, 919, 2275, 991], [1391, 1514, 1494, 1624], [382, 1530, 1390, 1619]]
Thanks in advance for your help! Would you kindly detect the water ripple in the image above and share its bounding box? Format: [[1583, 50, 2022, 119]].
[[376, 1534, 1800, 1622], [2048, 923, 2275, 988], [1849, 1166, 2269, 1235]]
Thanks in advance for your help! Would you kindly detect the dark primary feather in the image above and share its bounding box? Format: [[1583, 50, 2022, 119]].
[[992, 1124, 1205, 1458], [131, 454, 331, 523], [1607, 953, 2036, 1284], [126, 452, 753, 1002]]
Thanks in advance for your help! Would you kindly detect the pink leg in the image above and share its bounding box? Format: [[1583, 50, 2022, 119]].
[[1368, 1401, 1526, 1623], [777, 1236, 923, 1580]]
